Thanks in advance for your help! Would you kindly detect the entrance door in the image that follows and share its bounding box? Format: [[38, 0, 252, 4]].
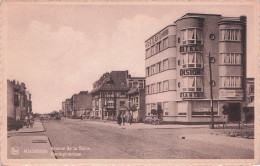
[[228, 103, 241, 122]]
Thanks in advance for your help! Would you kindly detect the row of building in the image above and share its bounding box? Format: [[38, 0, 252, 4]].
[[7, 80, 32, 122], [61, 71, 146, 121], [61, 13, 254, 123]]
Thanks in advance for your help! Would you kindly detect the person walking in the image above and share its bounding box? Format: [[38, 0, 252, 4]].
[[129, 113, 133, 125], [29, 114, 34, 128], [122, 113, 126, 126], [117, 113, 122, 126]]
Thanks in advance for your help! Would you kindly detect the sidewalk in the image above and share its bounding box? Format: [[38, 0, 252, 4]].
[[8, 121, 45, 134], [7, 136, 55, 159], [69, 118, 209, 129]]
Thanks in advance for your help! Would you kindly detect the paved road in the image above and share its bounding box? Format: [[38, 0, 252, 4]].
[[43, 119, 254, 159]]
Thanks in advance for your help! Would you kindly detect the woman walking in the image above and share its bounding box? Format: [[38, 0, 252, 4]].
[[117, 113, 122, 126]]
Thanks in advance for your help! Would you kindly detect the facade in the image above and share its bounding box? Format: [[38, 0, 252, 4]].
[[65, 98, 72, 117], [127, 87, 146, 122], [145, 13, 246, 123], [7, 80, 32, 121], [246, 78, 254, 103], [71, 91, 92, 118], [90, 71, 145, 121]]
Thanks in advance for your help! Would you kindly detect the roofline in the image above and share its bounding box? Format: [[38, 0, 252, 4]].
[[145, 24, 176, 42], [174, 13, 221, 23]]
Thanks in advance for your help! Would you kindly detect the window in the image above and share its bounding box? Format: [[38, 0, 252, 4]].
[[163, 59, 169, 70], [249, 85, 254, 93], [221, 76, 242, 88], [151, 45, 156, 55], [221, 53, 242, 64], [121, 91, 126, 96], [157, 82, 162, 92], [146, 104, 151, 116], [151, 84, 156, 93], [133, 81, 138, 88], [182, 76, 203, 92], [147, 85, 150, 94], [182, 53, 203, 68], [146, 48, 151, 58], [146, 67, 150, 76], [139, 81, 144, 88], [120, 101, 125, 106], [163, 81, 169, 91], [14, 94, 19, 106], [220, 29, 241, 41], [157, 62, 161, 73], [181, 28, 202, 44], [163, 37, 169, 49], [163, 102, 168, 116], [192, 101, 218, 116], [151, 65, 156, 75]]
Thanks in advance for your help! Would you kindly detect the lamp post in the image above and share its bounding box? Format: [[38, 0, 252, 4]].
[[209, 53, 215, 129]]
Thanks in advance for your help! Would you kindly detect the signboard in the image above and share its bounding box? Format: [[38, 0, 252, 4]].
[[145, 28, 169, 47], [180, 68, 202, 76], [219, 89, 244, 98], [180, 45, 202, 53], [180, 92, 204, 98]]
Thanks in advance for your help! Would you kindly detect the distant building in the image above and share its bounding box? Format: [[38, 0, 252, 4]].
[[71, 91, 92, 118], [65, 98, 72, 117], [90, 71, 145, 121], [145, 13, 246, 123], [7, 80, 32, 121], [127, 85, 146, 122], [246, 78, 254, 103], [61, 101, 66, 116]]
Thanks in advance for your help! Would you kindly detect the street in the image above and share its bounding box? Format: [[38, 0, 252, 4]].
[[40, 118, 254, 159]]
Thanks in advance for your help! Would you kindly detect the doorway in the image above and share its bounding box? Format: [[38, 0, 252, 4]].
[[228, 103, 241, 122]]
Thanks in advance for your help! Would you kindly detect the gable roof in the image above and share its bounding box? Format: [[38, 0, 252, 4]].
[[91, 71, 129, 93]]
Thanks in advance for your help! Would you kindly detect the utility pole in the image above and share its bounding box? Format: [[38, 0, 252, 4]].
[[209, 53, 214, 129]]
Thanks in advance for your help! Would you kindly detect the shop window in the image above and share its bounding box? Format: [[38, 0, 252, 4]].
[[163, 102, 168, 115], [192, 101, 218, 116], [221, 53, 242, 65], [181, 28, 203, 44], [182, 53, 203, 68], [221, 76, 242, 88], [220, 29, 241, 41], [182, 76, 203, 92]]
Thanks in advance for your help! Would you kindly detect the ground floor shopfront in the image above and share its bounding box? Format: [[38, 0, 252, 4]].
[[145, 100, 246, 123]]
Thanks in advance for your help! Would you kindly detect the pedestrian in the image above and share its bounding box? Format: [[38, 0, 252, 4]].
[[29, 114, 34, 128], [24, 115, 29, 128], [117, 114, 122, 126], [122, 113, 126, 126], [129, 113, 133, 125]]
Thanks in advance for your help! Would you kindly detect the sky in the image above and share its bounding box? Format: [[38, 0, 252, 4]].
[[4, 2, 257, 113]]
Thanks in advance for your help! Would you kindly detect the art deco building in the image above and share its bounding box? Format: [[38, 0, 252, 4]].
[[145, 13, 246, 123]]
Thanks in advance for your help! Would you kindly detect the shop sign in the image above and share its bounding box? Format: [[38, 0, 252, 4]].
[[180, 68, 202, 76], [180, 92, 204, 98], [219, 89, 244, 98], [179, 45, 202, 53], [145, 28, 169, 47]]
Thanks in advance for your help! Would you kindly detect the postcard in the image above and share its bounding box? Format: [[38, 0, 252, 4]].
[[1, 0, 258, 165]]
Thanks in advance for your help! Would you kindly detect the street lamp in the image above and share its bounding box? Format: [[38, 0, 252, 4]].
[[209, 53, 215, 129]]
